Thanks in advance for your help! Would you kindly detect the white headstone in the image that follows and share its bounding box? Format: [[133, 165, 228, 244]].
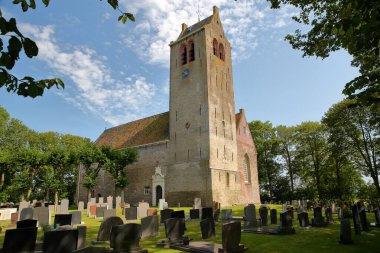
[[115, 196, 121, 209], [194, 198, 202, 209], [60, 199, 69, 214], [98, 197, 104, 204], [107, 196, 113, 209], [158, 199, 166, 210], [0, 208, 17, 220], [90, 198, 96, 203], [35, 207, 50, 226], [137, 202, 149, 218], [78, 201, 84, 212]]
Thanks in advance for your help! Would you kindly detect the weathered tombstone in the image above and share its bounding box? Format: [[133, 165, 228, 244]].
[[115, 196, 121, 210], [0, 208, 17, 220], [54, 214, 72, 227], [147, 208, 157, 216], [35, 206, 50, 227], [106, 196, 113, 209], [103, 209, 116, 220], [171, 210, 185, 219], [339, 219, 353, 244], [158, 199, 166, 210], [164, 218, 185, 242], [89, 205, 97, 217], [125, 207, 138, 221], [11, 212, 18, 225], [270, 209, 277, 224], [259, 206, 269, 226], [222, 221, 247, 252], [221, 209, 233, 221], [20, 207, 34, 221], [190, 209, 200, 220], [1, 227, 37, 253], [351, 205, 361, 235], [298, 212, 310, 227], [279, 211, 295, 234], [71, 211, 82, 225], [141, 215, 159, 239], [325, 207, 334, 224], [96, 206, 107, 218], [60, 199, 69, 214], [43, 229, 78, 253], [311, 207, 326, 227], [201, 207, 213, 220], [48, 205, 55, 213], [137, 202, 149, 218], [93, 216, 124, 243], [98, 197, 104, 204], [194, 198, 202, 210], [17, 219, 37, 228], [17, 200, 28, 214], [110, 223, 147, 253], [90, 198, 96, 204], [77, 225, 87, 250], [160, 209, 173, 224], [200, 218, 215, 239], [78, 201, 84, 212], [243, 204, 257, 228]]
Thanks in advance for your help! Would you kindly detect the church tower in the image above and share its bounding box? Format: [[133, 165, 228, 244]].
[[167, 6, 241, 207]]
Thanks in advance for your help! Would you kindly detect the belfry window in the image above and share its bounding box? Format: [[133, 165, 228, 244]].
[[213, 38, 218, 56], [180, 44, 187, 65], [188, 40, 195, 62], [219, 43, 225, 61]]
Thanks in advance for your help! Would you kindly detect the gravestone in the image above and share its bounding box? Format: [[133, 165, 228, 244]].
[[325, 207, 334, 224], [201, 207, 213, 220], [71, 211, 82, 226], [311, 207, 326, 227], [18, 200, 29, 219], [259, 206, 269, 226], [164, 218, 185, 242], [103, 209, 116, 220], [43, 229, 78, 253], [200, 218, 215, 239], [351, 205, 361, 235], [110, 223, 147, 253], [243, 204, 257, 228], [222, 221, 246, 253], [89, 205, 97, 217], [115, 196, 121, 210], [0, 208, 17, 220], [17, 219, 37, 228], [171, 210, 185, 219], [54, 214, 72, 227], [60, 199, 69, 214], [78, 202, 84, 212], [141, 215, 159, 239], [35, 206, 50, 227], [2, 227, 37, 253], [147, 208, 157, 216], [98, 197, 104, 204], [77, 225, 87, 249], [286, 206, 294, 219], [158, 199, 166, 210], [339, 219, 353, 244], [107, 196, 113, 209], [298, 212, 310, 227], [137, 202, 149, 218], [11, 212, 18, 225], [160, 209, 173, 224], [96, 206, 107, 218], [20, 207, 34, 221], [270, 209, 277, 224], [279, 211, 295, 234], [93, 216, 124, 243], [90, 198, 96, 203], [194, 198, 202, 210], [125, 207, 138, 221], [221, 209, 233, 221], [190, 209, 200, 220]]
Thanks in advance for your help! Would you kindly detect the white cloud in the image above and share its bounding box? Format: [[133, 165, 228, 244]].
[[20, 24, 162, 126], [120, 0, 296, 66]]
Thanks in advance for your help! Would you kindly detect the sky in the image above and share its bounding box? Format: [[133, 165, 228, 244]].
[[0, 0, 359, 141]]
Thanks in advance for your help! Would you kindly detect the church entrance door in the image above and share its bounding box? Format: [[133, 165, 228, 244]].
[[156, 185, 162, 206]]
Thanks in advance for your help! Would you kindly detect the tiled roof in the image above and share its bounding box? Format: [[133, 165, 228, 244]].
[[178, 16, 213, 39], [95, 112, 169, 149]]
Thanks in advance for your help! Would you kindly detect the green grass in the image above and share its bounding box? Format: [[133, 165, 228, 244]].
[[0, 205, 379, 253]]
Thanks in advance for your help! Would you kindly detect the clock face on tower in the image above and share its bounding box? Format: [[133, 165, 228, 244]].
[[181, 68, 190, 80]]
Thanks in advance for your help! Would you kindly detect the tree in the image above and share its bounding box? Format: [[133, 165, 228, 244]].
[[101, 146, 138, 203], [268, 0, 380, 106], [1, 0, 134, 97]]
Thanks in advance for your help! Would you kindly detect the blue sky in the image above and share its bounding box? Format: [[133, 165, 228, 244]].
[[0, 0, 359, 141]]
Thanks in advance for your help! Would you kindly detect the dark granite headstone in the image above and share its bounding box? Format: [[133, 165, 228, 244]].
[[222, 221, 246, 253], [244, 204, 257, 228], [200, 218, 215, 239], [339, 219, 353, 244], [298, 212, 310, 227], [110, 223, 147, 253], [103, 209, 116, 220], [96, 207, 107, 218], [259, 206, 269, 226], [16, 219, 37, 229], [189, 209, 200, 219], [141, 215, 159, 239], [286, 206, 294, 219], [54, 214, 72, 227], [164, 218, 185, 242], [201, 207, 213, 220], [311, 207, 326, 227], [279, 211, 295, 234], [171, 210, 185, 219], [43, 229, 78, 253], [95, 216, 124, 242], [2, 227, 37, 252], [71, 211, 82, 226], [125, 207, 138, 221], [221, 209, 233, 221], [160, 209, 173, 224], [270, 209, 277, 224], [20, 207, 34, 221], [351, 205, 361, 235]]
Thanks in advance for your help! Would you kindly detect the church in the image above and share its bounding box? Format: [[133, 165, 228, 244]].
[[77, 6, 260, 207]]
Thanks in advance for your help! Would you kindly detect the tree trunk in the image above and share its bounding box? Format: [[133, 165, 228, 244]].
[[54, 191, 59, 213], [87, 189, 91, 204], [0, 171, 4, 188], [121, 189, 125, 204], [26, 169, 36, 200]]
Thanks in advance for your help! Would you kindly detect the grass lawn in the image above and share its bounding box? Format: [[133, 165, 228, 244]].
[[0, 205, 379, 252]]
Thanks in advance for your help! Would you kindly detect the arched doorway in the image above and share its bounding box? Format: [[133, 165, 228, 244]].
[[156, 185, 162, 206]]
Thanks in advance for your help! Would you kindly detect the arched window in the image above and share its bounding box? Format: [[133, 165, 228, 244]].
[[180, 44, 187, 65], [213, 38, 219, 56], [243, 155, 250, 183], [188, 40, 195, 62], [219, 43, 225, 61]]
